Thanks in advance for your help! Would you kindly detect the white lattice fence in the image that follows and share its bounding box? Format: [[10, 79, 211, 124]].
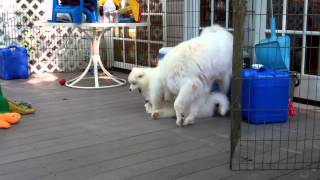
[[28, 26, 90, 73], [0, 14, 4, 46], [1, 0, 91, 73]]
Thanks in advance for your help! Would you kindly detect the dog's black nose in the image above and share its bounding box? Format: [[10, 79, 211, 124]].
[[129, 88, 132, 91]]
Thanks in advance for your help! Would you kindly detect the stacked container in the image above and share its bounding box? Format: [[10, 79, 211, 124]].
[[242, 68, 290, 124]]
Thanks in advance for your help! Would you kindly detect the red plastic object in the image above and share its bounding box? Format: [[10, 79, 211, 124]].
[[59, 79, 66, 86], [288, 100, 297, 117]]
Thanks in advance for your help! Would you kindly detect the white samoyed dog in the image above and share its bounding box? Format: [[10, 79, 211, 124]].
[[128, 66, 229, 120], [148, 24, 233, 126], [128, 65, 174, 118]]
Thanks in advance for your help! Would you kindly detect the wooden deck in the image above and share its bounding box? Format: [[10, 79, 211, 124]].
[[0, 72, 319, 180]]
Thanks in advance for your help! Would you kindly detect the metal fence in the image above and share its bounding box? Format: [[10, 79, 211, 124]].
[[230, 0, 320, 170]]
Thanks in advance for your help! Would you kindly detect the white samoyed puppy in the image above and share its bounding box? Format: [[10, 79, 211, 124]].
[[128, 66, 229, 121], [148, 24, 233, 126]]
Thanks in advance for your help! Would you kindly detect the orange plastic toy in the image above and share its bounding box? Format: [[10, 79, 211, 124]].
[[0, 113, 21, 129]]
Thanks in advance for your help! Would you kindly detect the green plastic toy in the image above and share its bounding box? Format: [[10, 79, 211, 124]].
[[0, 85, 10, 113]]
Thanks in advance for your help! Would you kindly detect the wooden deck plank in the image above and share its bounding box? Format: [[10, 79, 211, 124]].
[[0, 132, 192, 180], [90, 142, 229, 180], [36, 141, 208, 180], [174, 165, 237, 180], [127, 145, 229, 180], [0, 130, 176, 175], [0, 120, 229, 179], [0, 122, 172, 165], [273, 169, 320, 180], [222, 170, 293, 180]]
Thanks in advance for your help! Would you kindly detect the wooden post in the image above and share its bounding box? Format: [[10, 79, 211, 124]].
[[230, 0, 246, 170]]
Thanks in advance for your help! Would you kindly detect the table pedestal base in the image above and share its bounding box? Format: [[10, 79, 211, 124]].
[[65, 55, 126, 89], [65, 28, 126, 89]]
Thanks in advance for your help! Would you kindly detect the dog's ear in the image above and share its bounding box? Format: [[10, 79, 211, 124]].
[[131, 67, 137, 72]]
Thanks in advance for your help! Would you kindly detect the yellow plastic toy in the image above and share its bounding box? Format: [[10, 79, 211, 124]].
[[0, 113, 21, 129], [114, 0, 141, 22], [100, 0, 106, 6], [7, 99, 35, 115], [101, 0, 121, 8]]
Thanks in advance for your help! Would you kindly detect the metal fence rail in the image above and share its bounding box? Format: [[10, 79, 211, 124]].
[[231, 0, 320, 170]]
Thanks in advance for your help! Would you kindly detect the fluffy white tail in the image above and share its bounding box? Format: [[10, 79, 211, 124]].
[[210, 92, 230, 116]]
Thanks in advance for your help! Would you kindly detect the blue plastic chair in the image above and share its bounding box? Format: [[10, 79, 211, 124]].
[[83, 1, 99, 23], [52, 0, 99, 23]]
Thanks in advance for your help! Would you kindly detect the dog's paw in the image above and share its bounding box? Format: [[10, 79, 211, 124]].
[[182, 118, 194, 126], [144, 103, 152, 114], [151, 112, 160, 120], [176, 119, 183, 127], [176, 114, 186, 127]]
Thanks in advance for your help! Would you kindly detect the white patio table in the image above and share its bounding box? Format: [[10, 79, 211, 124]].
[[36, 22, 148, 89]]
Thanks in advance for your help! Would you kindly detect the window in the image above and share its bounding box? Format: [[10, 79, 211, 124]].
[[200, 0, 233, 29], [113, 0, 165, 69]]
